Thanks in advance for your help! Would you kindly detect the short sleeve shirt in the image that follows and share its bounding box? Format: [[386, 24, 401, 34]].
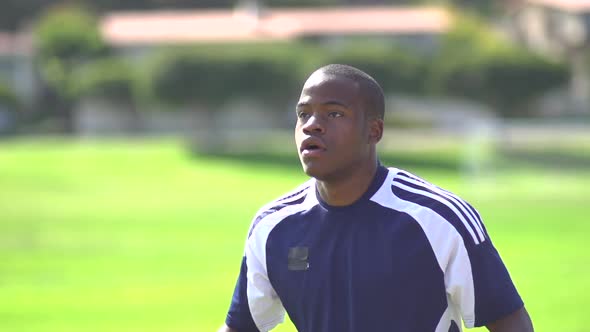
[[225, 166, 523, 332]]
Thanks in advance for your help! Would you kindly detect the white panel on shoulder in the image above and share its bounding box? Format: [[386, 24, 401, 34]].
[[246, 188, 318, 331], [246, 179, 315, 246], [370, 168, 477, 328]]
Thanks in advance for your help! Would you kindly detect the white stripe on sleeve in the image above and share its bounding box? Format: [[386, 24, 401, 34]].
[[371, 169, 477, 327], [246, 191, 317, 331]]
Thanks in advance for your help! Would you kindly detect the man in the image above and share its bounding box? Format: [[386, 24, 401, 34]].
[[219, 64, 533, 332]]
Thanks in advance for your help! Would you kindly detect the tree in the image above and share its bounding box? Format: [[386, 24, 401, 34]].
[[429, 13, 569, 117], [70, 57, 142, 133], [71, 57, 136, 103], [34, 5, 107, 133]]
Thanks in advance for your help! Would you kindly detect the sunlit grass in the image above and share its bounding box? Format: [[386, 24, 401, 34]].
[[0, 139, 588, 331]]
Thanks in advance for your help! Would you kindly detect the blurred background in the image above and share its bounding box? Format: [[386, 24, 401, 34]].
[[0, 0, 589, 331]]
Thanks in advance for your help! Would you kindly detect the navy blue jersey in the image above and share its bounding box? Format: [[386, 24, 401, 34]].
[[225, 166, 523, 332]]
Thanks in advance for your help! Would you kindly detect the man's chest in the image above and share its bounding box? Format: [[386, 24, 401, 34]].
[[264, 211, 444, 315]]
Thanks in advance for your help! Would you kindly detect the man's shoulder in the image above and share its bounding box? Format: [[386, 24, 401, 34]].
[[247, 179, 316, 238], [378, 167, 468, 209], [375, 167, 488, 245], [256, 178, 315, 214]]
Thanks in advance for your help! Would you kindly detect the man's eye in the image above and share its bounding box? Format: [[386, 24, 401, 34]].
[[328, 111, 343, 118], [297, 112, 310, 119]]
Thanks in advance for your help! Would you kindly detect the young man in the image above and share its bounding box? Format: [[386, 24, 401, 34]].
[[219, 64, 533, 332]]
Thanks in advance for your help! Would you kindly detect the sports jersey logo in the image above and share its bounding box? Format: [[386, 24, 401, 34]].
[[288, 247, 309, 271]]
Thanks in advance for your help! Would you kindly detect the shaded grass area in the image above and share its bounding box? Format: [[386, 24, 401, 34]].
[[500, 148, 590, 169], [199, 149, 464, 172], [0, 139, 589, 331], [195, 134, 590, 173]]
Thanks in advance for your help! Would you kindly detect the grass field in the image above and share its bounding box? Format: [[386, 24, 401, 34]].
[[0, 139, 588, 332]]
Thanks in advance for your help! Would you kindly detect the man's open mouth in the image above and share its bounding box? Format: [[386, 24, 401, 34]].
[[305, 144, 321, 151], [300, 138, 325, 152], [300, 138, 326, 157]]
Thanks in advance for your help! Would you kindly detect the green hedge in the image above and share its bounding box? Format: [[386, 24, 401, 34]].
[[71, 57, 135, 102], [143, 44, 308, 108], [320, 45, 429, 95], [142, 42, 433, 111], [431, 50, 568, 116], [0, 83, 18, 109], [30, 7, 567, 118], [49, 11, 557, 117], [143, 40, 567, 117], [429, 13, 569, 116]]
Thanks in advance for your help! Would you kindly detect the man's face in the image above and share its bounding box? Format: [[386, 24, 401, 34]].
[[295, 72, 372, 181]]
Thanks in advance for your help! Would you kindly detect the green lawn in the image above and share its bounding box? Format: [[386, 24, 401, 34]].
[[0, 139, 588, 332]]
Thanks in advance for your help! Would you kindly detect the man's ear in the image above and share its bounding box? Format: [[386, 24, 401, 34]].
[[368, 118, 383, 144]]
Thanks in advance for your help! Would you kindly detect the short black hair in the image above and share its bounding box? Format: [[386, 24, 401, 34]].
[[317, 64, 385, 120]]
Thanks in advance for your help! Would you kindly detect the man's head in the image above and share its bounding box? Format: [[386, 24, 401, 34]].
[[318, 64, 385, 121], [295, 64, 385, 182]]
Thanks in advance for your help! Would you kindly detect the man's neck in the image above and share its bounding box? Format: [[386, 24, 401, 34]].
[[316, 160, 379, 207]]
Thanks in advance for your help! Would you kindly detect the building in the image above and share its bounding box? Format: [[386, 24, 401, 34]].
[[100, 5, 451, 58], [511, 0, 590, 113], [0, 31, 36, 107], [84, 5, 454, 135], [3, 5, 455, 134], [511, 0, 590, 56]]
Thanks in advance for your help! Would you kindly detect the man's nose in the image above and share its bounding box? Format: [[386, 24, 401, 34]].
[[302, 114, 325, 134]]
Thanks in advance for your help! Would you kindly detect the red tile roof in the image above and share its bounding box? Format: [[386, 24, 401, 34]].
[[101, 6, 451, 45], [527, 0, 590, 12]]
